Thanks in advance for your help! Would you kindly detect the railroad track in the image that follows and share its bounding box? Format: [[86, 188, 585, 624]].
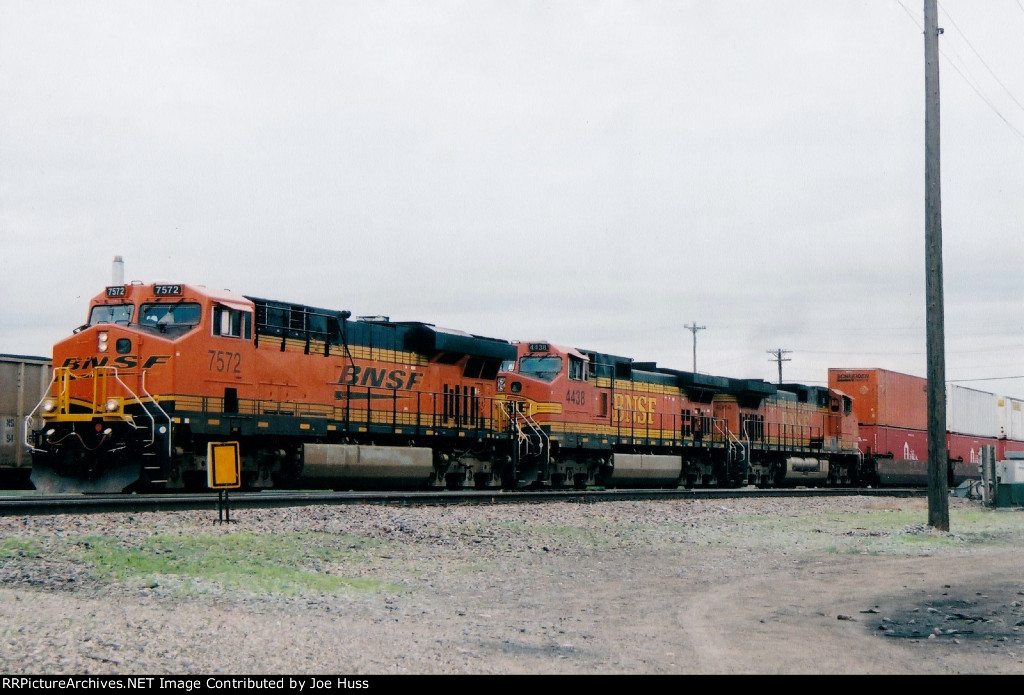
[[0, 486, 928, 517]]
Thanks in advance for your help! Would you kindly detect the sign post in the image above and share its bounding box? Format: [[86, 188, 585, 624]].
[[207, 441, 241, 523]]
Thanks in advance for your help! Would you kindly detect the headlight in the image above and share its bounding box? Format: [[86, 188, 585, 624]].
[[105, 398, 119, 412], [41, 399, 57, 413], [98, 330, 109, 352]]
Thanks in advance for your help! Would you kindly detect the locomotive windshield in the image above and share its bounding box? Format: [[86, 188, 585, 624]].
[[139, 302, 202, 329], [518, 355, 562, 382], [89, 304, 134, 325]]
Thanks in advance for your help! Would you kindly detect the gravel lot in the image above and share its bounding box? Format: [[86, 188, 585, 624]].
[[2, 494, 1023, 675]]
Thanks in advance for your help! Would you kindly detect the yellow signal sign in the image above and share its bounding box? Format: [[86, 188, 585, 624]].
[[207, 442, 241, 489]]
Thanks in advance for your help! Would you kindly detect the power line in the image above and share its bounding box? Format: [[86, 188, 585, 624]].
[[948, 375, 1024, 383], [939, 3, 1024, 116], [893, 0, 1024, 144]]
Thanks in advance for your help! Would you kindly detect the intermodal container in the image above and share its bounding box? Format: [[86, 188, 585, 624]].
[[828, 368, 927, 430], [998, 395, 1024, 442], [946, 384, 999, 437]]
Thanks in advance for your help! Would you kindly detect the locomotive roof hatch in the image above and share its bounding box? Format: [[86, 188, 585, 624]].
[[725, 378, 777, 408], [404, 324, 517, 361], [777, 383, 832, 408], [637, 365, 731, 404], [577, 350, 632, 380]]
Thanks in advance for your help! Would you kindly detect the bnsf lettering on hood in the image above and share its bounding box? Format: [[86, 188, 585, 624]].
[[61, 355, 170, 371], [339, 365, 423, 390]]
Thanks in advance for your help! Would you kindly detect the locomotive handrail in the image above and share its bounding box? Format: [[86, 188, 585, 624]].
[[22, 367, 61, 453], [713, 416, 746, 469], [139, 370, 173, 458], [94, 367, 159, 448], [22, 366, 164, 454], [520, 407, 549, 466], [501, 400, 550, 468]]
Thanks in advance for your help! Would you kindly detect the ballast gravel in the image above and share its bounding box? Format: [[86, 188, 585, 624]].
[[1, 494, 1023, 675]]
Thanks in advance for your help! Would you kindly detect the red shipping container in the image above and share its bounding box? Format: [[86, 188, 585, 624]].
[[828, 368, 927, 430]]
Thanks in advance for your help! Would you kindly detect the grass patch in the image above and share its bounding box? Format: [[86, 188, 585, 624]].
[[72, 531, 392, 596], [0, 537, 43, 558]]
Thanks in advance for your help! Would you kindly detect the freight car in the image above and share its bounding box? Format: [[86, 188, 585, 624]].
[[1, 353, 52, 489], [25, 279, 870, 493], [828, 368, 1024, 487]]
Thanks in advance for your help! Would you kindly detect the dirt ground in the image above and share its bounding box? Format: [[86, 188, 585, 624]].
[[1, 495, 1023, 675]]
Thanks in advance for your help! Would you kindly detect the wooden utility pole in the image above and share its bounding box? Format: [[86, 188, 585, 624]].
[[924, 0, 950, 530], [684, 322, 705, 373], [767, 348, 791, 384]]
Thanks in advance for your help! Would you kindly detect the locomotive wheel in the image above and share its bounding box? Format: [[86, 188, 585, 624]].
[[445, 472, 464, 490], [182, 471, 207, 492]]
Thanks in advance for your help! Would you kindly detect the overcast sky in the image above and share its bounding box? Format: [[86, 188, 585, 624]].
[[2, 1, 1023, 399]]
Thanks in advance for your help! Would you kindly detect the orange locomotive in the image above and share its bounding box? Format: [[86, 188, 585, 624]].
[[27, 280, 869, 493], [27, 281, 518, 493], [498, 342, 867, 489]]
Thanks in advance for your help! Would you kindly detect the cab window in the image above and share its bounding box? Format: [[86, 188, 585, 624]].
[[89, 304, 133, 325], [139, 302, 202, 329], [568, 355, 586, 381], [518, 355, 562, 382], [213, 306, 252, 339]]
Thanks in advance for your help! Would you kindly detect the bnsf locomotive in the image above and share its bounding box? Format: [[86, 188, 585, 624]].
[[24, 280, 873, 493]]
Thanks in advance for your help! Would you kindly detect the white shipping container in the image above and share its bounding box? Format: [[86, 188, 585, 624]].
[[946, 384, 999, 437], [998, 395, 1024, 442]]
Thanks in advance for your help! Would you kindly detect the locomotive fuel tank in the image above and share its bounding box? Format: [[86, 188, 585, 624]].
[[780, 456, 830, 484], [599, 453, 683, 488], [300, 443, 435, 489]]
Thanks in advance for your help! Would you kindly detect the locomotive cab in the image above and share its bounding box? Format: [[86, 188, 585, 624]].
[[498, 343, 696, 489], [496, 342, 597, 486], [28, 282, 257, 493]]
